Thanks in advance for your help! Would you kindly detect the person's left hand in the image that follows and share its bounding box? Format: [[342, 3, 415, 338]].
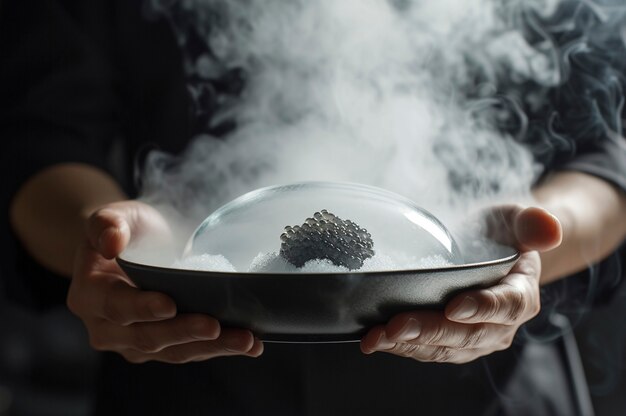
[[360, 206, 562, 364]]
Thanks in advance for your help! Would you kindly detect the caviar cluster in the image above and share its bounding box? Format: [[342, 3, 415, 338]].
[[280, 210, 374, 270]]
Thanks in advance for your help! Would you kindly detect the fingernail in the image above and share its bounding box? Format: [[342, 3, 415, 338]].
[[246, 338, 264, 358], [450, 296, 478, 320], [149, 299, 175, 319], [394, 318, 421, 342], [374, 332, 396, 351], [189, 319, 218, 339], [98, 227, 112, 252], [223, 335, 252, 353]]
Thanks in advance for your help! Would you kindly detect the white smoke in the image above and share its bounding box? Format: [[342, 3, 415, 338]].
[[137, 0, 576, 257]]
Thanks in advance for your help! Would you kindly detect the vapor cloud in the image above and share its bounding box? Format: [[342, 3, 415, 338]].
[[137, 0, 625, 260]]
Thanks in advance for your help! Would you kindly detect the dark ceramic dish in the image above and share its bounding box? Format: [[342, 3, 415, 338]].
[[117, 248, 519, 343]]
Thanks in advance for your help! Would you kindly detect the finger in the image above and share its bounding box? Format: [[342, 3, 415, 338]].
[[361, 325, 394, 354], [86, 201, 172, 260], [87, 207, 132, 259], [89, 314, 220, 353], [445, 252, 541, 324], [120, 330, 263, 364], [384, 311, 514, 350], [514, 206, 562, 252], [68, 244, 134, 319], [485, 205, 561, 252], [362, 328, 484, 364], [246, 337, 265, 357], [384, 343, 484, 364], [98, 279, 177, 325], [72, 241, 128, 280]]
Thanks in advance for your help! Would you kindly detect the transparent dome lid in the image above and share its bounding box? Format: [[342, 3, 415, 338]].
[[180, 182, 462, 273]]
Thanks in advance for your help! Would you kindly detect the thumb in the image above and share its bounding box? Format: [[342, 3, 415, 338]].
[[484, 205, 562, 253], [87, 206, 133, 259], [514, 206, 562, 252], [86, 201, 173, 260]]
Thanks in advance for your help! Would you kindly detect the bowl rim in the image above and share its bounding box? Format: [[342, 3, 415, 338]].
[[117, 249, 520, 278]]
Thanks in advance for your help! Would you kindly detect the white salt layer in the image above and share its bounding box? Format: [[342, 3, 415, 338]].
[[409, 254, 453, 269], [246, 252, 452, 273], [247, 252, 299, 273], [174, 252, 452, 273], [173, 254, 237, 272]]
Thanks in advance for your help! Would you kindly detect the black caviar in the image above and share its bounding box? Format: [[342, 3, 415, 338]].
[[280, 210, 374, 270]]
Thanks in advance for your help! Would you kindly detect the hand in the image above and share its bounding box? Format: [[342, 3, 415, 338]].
[[360, 206, 562, 364], [67, 200, 263, 363]]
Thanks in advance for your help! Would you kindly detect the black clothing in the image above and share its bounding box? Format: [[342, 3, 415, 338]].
[[1, 1, 626, 415]]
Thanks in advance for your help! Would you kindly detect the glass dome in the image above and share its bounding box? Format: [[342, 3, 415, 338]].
[[181, 182, 462, 273]]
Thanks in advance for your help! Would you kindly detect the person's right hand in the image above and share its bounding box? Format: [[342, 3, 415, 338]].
[[67, 200, 263, 363]]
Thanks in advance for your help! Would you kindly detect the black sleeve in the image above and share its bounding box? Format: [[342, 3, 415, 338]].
[[558, 137, 626, 193], [538, 136, 626, 315], [514, 1, 626, 313], [0, 0, 119, 209], [0, 0, 120, 307]]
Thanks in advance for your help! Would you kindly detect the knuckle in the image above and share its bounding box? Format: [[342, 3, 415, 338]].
[[132, 327, 160, 353], [161, 349, 192, 364], [88, 333, 108, 351], [451, 355, 476, 364], [91, 208, 107, 221], [102, 296, 126, 325], [391, 343, 419, 358], [460, 325, 487, 349], [190, 355, 213, 363], [480, 290, 501, 321], [516, 257, 538, 276], [66, 292, 81, 316], [497, 334, 515, 350], [424, 324, 447, 345], [178, 320, 198, 341], [89, 210, 113, 238], [528, 295, 541, 318], [66, 285, 91, 319], [121, 351, 147, 364], [505, 289, 527, 322], [427, 346, 455, 363], [92, 208, 116, 225]]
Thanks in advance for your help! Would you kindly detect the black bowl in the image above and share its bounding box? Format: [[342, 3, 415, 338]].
[[117, 248, 519, 343]]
